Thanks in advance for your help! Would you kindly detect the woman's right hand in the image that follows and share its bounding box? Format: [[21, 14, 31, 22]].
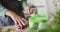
[[6, 10, 28, 29]]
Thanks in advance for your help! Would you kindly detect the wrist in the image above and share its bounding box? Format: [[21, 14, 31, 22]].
[[6, 10, 14, 17]]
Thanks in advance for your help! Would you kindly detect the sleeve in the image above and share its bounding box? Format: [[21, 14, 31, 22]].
[[0, 4, 7, 17]]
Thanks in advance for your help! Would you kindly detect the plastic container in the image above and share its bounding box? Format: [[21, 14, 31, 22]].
[[29, 14, 47, 31]]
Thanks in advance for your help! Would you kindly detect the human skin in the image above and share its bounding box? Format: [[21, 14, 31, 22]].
[[5, 6, 33, 29]]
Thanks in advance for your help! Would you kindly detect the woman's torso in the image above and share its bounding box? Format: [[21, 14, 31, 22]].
[[0, 0, 25, 18]]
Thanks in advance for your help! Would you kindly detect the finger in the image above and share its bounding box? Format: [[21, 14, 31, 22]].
[[11, 17, 17, 26], [19, 18, 25, 26], [13, 18, 22, 28], [14, 20, 17, 25], [25, 7, 30, 14], [16, 18, 22, 28], [17, 25, 21, 29], [22, 18, 28, 25], [28, 7, 30, 14], [30, 8, 33, 14]]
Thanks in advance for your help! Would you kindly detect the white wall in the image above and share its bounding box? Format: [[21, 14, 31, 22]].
[[56, 0, 60, 9], [27, 0, 60, 20], [27, 0, 48, 19]]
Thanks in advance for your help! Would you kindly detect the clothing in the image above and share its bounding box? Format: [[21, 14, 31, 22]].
[[0, 2, 7, 17], [0, 0, 27, 27], [0, 16, 15, 27], [1, 0, 25, 18]]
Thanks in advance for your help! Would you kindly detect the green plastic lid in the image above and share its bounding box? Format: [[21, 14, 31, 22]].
[[29, 14, 47, 23]]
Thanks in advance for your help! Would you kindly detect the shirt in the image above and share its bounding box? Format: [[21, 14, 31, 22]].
[[0, 0, 27, 17]]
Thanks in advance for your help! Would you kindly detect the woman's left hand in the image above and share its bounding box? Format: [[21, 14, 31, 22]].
[[24, 6, 33, 15]]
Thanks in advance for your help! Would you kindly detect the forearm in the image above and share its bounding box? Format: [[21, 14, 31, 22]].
[[6, 10, 16, 17]]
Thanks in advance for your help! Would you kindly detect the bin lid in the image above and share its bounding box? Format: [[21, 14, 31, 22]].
[[29, 14, 47, 23]]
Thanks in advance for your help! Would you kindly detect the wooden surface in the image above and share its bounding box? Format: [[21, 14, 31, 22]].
[[0, 25, 29, 32], [0, 25, 16, 32]]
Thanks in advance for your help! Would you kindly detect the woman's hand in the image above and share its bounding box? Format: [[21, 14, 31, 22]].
[[6, 10, 28, 29], [24, 6, 33, 15]]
